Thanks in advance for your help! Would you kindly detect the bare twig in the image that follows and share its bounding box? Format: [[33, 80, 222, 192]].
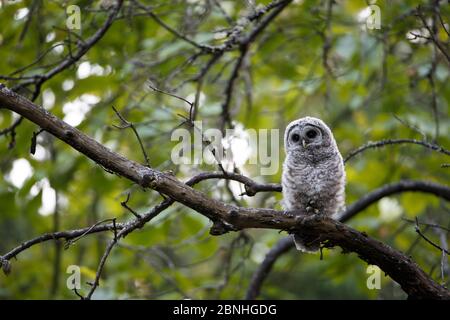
[[414, 217, 450, 256], [220, 48, 248, 132], [120, 193, 142, 219], [85, 198, 172, 299], [112, 106, 150, 167], [344, 139, 450, 162], [186, 171, 281, 196], [2, 221, 124, 262], [402, 218, 450, 233], [416, 6, 450, 65], [147, 82, 193, 108], [393, 115, 427, 140]]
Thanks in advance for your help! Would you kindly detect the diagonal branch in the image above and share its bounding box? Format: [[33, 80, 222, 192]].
[[85, 198, 172, 299], [414, 217, 450, 256], [1, 0, 124, 148], [31, 0, 124, 86], [112, 106, 151, 167], [246, 180, 450, 299]]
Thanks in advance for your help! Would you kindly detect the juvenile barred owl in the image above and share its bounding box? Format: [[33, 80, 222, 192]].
[[282, 117, 346, 253]]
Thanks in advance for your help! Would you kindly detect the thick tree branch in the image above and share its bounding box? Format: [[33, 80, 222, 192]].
[[1, 86, 449, 299], [246, 180, 450, 299], [0, 170, 272, 269]]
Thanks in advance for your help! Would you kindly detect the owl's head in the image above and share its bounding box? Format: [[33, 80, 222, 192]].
[[284, 117, 338, 161]]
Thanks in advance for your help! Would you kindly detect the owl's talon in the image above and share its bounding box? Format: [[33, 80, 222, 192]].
[[311, 213, 325, 222]]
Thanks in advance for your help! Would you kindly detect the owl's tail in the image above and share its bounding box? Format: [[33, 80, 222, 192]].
[[292, 233, 321, 253]]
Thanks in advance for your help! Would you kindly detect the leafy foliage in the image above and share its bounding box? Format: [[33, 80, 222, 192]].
[[0, 0, 448, 299]]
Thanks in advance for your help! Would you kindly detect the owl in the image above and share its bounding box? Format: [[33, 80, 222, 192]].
[[282, 117, 346, 253]]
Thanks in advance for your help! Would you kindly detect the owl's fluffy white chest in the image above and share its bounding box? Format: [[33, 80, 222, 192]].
[[281, 159, 345, 215]]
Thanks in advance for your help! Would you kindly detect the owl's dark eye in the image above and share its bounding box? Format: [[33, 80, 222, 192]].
[[291, 133, 300, 142], [306, 129, 318, 139]]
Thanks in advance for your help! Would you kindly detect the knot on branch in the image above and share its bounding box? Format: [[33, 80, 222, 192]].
[[64, 129, 75, 139], [0, 256, 11, 275], [141, 173, 156, 188], [292, 211, 327, 228], [210, 220, 236, 236], [244, 184, 257, 196]]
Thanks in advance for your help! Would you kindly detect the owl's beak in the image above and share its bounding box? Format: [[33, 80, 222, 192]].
[[302, 139, 307, 148]]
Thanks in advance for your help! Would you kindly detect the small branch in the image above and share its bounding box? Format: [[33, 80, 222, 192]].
[[30, 128, 44, 155], [133, 0, 214, 53], [177, 115, 228, 174], [64, 218, 116, 250], [344, 139, 450, 162], [402, 218, 450, 233], [415, 217, 450, 256], [120, 193, 142, 219], [416, 6, 450, 65], [7, 44, 65, 78], [247, 180, 450, 299], [393, 114, 427, 140], [186, 171, 281, 196], [147, 82, 193, 109], [220, 48, 248, 132], [85, 234, 118, 299], [241, 0, 292, 46], [112, 106, 150, 167], [73, 288, 85, 300], [136, 0, 292, 56], [2, 221, 124, 262], [437, 11, 450, 37], [337, 180, 450, 222], [0, 116, 23, 149], [14, 0, 124, 90]]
